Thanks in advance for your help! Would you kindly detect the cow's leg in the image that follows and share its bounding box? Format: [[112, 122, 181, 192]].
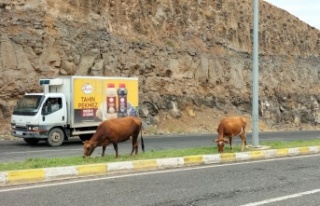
[[101, 146, 106, 157], [131, 136, 139, 156], [240, 129, 247, 151], [240, 135, 245, 151], [229, 137, 233, 151], [113, 143, 119, 158]]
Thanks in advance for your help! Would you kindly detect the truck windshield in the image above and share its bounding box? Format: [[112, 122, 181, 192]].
[[13, 95, 45, 116]]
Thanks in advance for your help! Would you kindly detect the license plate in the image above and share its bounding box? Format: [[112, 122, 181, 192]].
[[15, 131, 23, 135]]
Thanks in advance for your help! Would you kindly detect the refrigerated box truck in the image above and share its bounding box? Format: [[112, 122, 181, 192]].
[[11, 76, 139, 146]]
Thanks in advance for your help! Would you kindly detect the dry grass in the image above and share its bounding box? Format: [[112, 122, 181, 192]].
[[143, 107, 319, 136]]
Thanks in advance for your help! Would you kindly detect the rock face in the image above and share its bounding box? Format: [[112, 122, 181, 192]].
[[1, 0, 320, 135]]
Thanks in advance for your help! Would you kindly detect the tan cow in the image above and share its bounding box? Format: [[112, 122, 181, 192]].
[[214, 116, 247, 153], [83, 116, 144, 158]]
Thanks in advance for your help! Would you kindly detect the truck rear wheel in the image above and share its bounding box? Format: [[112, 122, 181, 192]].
[[47, 128, 65, 147], [24, 138, 40, 145]]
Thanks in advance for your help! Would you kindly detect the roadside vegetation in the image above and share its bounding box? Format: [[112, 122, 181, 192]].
[[1, 139, 320, 172]]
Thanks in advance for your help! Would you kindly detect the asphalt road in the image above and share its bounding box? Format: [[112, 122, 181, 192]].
[[1, 154, 320, 206], [0, 130, 320, 163]]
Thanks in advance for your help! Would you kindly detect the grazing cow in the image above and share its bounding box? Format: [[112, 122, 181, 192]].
[[83, 116, 144, 158], [214, 116, 247, 153]]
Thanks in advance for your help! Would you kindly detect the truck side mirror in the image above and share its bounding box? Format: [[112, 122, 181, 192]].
[[42, 105, 50, 115], [42, 106, 47, 115]]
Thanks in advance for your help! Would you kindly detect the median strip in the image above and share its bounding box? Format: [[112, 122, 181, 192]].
[[0, 146, 319, 186]]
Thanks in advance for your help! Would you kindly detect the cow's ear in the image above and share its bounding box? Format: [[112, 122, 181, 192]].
[[224, 139, 229, 143], [83, 140, 88, 144], [93, 142, 98, 147], [214, 139, 219, 143]]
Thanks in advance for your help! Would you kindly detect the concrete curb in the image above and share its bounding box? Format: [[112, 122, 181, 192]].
[[1, 145, 319, 186]]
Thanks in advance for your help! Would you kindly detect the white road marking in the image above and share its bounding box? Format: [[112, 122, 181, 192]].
[[241, 189, 320, 206]]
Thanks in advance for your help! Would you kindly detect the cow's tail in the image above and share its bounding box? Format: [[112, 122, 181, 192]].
[[140, 125, 145, 152], [141, 128, 144, 152]]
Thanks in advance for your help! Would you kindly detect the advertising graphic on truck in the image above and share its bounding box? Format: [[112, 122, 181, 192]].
[[11, 76, 139, 147], [73, 78, 139, 124]]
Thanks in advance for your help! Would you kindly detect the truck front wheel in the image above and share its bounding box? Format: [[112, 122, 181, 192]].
[[47, 128, 65, 147]]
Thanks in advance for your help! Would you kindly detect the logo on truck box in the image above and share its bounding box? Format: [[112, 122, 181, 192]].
[[81, 83, 94, 94]]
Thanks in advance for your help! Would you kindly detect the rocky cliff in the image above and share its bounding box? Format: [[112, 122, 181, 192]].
[[1, 0, 320, 135]]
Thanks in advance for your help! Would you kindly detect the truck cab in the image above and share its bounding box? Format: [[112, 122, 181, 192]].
[[11, 79, 68, 146]]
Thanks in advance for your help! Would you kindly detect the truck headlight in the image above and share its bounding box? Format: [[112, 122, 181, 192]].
[[28, 126, 39, 131]]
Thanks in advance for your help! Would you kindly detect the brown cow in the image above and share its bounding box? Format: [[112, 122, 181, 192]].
[[83, 116, 144, 158], [214, 116, 247, 153]]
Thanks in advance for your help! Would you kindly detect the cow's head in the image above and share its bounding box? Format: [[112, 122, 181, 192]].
[[215, 138, 229, 153], [83, 140, 97, 158]]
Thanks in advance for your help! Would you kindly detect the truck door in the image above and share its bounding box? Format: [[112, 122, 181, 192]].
[[40, 97, 67, 127]]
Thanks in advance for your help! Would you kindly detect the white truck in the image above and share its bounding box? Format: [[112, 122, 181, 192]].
[[11, 76, 139, 146]]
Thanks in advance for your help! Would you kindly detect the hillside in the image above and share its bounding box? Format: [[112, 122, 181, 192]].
[[0, 0, 320, 135]]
